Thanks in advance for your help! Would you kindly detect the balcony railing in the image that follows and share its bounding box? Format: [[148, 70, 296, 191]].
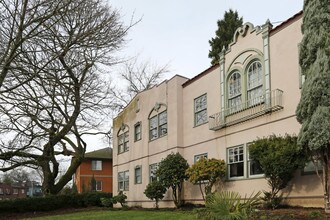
[[209, 89, 283, 131]]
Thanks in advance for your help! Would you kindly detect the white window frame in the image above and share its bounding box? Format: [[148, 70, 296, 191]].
[[247, 144, 264, 177], [96, 180, 102, 191], [118, 170, 129, 191], [92, 160, 102, 171], [247, 61, 263, 107], [228, 71, 242, 113], [194, 94, 208, 126]]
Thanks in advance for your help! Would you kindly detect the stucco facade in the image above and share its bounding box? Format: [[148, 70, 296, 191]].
[[113, 11, 323, 208]]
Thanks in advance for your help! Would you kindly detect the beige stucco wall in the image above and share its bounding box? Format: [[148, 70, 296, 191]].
[[113, 13, 323, 208]]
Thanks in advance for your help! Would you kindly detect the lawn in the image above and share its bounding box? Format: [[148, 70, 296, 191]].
[[28, 209, 198, 220]]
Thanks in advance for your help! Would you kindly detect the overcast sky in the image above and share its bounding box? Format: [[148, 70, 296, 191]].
[[109, 0, 303, 80]]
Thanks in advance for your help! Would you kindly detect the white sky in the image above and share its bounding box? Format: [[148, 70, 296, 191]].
[[84, 1, 304, 152], [109, 0, 303, 79]]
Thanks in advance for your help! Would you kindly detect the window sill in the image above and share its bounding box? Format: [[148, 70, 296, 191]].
[[149, 134, 167, 142], [118, 150, 129, 155], [194, 121, 208, 128]]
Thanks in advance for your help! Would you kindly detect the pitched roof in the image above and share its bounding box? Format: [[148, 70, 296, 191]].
[[84, 147, 112, 160], [270, 10, 303, 36], [182, 64, 220, 88]]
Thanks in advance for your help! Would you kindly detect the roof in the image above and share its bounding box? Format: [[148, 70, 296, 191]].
[[270, 10, 303, 36], [84, 147, 112, 160]]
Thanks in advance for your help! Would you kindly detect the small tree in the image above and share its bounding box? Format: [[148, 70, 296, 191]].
[[91, 175, 96, 192], [157, 152, 189, 208], [249, 134, 307, 208], [208, 9, 243, 65], [186, 158, 226, 201], [144, 180, 167, 209]]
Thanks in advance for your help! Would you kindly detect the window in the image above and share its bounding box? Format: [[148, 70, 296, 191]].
[[134, 122, 141, 141], [247, 144, 263, 176], [303, 160, 322, 175], [149, 111, 167, 140], [227, 144, 264, 179], [228, 71, 242, 112], [13, 188, 18, 194], [92, 160, 102, 170], [149, 163, 158, 183], [194, 153, 208, 163], [0, 188, 3, 195], [118, 131, 129, 153], [21, 189, 25, 194], [118, 170, 129, 191], [96, 180, 102, 191], [194, 94, 207, 126], [135, 166, 142, 184], [247, 61, 263, 106], [5, 188, 10, 194], [228, 145, 244, 178]]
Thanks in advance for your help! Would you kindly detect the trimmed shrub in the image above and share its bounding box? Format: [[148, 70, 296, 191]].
[[0, 192, 112, 213]]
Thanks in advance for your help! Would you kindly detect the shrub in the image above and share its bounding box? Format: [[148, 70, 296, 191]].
[[0, 192, 112, 213], [197, 191, 261, 220], [144, 180, 167, 209], [112, 191, 127, 207]]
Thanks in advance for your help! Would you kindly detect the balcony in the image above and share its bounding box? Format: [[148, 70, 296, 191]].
[[209, 89, 283, 131]]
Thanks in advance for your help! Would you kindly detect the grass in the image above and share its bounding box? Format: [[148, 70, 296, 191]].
[[29, 209, 198, 220]]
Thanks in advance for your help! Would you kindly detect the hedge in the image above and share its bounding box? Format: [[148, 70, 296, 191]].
[[0, 192, 112, 213]]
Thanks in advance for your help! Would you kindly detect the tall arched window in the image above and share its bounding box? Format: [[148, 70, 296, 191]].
[[247, 61, 263, 106], [228, 71, 241, 112]]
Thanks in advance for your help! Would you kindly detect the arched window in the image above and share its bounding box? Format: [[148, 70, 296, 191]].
[[118, 125, 129, 154], [247, 61, 263, 106], [228, 71, 242, 112]]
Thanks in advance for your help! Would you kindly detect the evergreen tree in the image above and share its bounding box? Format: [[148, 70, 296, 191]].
[[208, 9, 243, 65], [296, 0, 330, 210]]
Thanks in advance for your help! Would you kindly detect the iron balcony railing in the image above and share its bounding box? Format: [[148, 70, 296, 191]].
[[209, 89, 284, 131]]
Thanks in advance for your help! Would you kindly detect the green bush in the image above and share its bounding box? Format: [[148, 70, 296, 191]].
[[112, 191, 127, 207], [0, 192, 112, 213]]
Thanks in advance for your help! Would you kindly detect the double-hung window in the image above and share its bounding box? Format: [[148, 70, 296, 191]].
[[92, 160, 102, 171], [194, 153, 208, 163], [118, 131, 129, 153], [194, 94, 207, 126], [228, 145, 244, 178], [134, 122, 141, 141], [135, 166, 142, 184], [96, 180, 102, 191], [118, 170, 129, 191], [149, 111, 167, 140], [228, 72, 242, 112], [247, 61, 263, 106]]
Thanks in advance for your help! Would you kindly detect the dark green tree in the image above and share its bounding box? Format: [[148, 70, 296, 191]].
[[91, 175, 96, 192], [144, 180, 167, 209], [296, 0, 330, 210], [249, 135, 307, 209], [157, 152, 189, 208], [208, 9, 243, 65]]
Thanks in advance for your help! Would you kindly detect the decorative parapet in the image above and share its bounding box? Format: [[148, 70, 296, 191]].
[[209, 89, 283, 130]]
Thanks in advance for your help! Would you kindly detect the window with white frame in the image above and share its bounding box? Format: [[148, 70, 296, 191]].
[[149, 111, 167, 140], [303, 160, 322, 174], [92, 160, 102, 171], [0, 188, 3, 194], [228, 71, 242, 112], [194, 94, 207, 126], [96, 180, 102, 191], [118, 170, 129, 191], [134, 122, 141, 141], [228, 143, 264, 179], [247, 61, 263, 106], [13, 188, 18, 194], [118, 131, 129, 154], [194, 153, 208, 163], [135, 166, 142, 184], [228, 145, 244, 178], [149, 163, 158, 183]]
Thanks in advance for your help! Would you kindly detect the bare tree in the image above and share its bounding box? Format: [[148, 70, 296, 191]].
[[0, 0, 130, 194], [109, 57, 170, 112]]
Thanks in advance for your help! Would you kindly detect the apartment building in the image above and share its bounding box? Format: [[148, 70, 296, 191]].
[[74, 147, 113, 193], [113, 11, 323, 208]]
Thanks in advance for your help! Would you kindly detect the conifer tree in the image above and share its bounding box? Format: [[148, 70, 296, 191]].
[[296, 0, 330, 210], [208, 10, 243, 65]]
